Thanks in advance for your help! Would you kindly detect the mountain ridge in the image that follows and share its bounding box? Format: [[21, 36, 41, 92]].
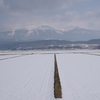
[[0, 25, 100, 42]]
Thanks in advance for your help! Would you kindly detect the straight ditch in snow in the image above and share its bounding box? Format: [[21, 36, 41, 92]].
[[54, 54, 62, 98]]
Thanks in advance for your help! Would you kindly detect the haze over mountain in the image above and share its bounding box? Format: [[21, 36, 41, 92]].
[[0, 0, 100, 44], [0, 25, 100, 42]]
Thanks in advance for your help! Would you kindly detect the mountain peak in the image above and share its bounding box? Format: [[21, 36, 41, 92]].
[[0, 25, 100, 42], [37, 25, 55, 30]]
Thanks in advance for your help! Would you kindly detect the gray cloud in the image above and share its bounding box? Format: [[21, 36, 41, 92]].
[[0, 10, 100, 32], [3, 0, 76, 12], [0, 0, 77, 31], [0, 0, 7, 15], [0, 0, 100, 32], [44, 10, 100, 30]]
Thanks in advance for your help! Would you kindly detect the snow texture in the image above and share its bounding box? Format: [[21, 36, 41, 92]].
[[57, 54, 100, 100], [1, 50, 100, 100], [0, 54, 55, 100], [0, 55, 22, 60]]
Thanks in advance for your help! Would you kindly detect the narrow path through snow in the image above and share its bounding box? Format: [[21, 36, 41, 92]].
[[54, 54, 62, 98]]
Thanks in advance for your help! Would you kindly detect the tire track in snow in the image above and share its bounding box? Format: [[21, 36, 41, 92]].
[[54, 54, 62, 98], [80, 52, 100, 56], [0, 55, 25, 61]]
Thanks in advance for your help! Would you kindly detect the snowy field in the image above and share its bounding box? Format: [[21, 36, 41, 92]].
[[0, 54, 54, 100], [0, 50, 100, 100], [0, 49, 100, 55], [0, 55, 22, 60], [57, 53, 100, 100]]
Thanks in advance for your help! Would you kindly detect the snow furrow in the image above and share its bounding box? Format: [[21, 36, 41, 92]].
[[57, 54, 100, 100], [0, 55, 23, 60], [0, 54, 55, 100]]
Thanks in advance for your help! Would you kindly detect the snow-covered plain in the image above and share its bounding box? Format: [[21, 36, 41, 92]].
[[0, 50, 100, 100], [0, 55, 22, 60], [0, 49, 100, 55], [57, 53, 100, 100], [0, 54, 55, 100]]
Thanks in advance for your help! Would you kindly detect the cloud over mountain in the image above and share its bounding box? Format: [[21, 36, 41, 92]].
[[0, 26, 100, 42], [0, 0, 100, 33]]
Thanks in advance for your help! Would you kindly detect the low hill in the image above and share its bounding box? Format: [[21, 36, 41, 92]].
[[0, 39, 100, 50]]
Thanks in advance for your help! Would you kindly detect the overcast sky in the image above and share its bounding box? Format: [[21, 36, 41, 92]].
[[0, 0, 100, 32]]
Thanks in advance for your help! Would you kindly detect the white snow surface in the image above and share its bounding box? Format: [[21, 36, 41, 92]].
[[57, 54, 100, 100], [0, 55, 21, 60], [0, 54, 55, 100], [1, 50, 100, 100], [0, 49, 100, 55]]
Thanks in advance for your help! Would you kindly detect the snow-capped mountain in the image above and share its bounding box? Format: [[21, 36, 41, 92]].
[[0, 25, 100, 42]]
